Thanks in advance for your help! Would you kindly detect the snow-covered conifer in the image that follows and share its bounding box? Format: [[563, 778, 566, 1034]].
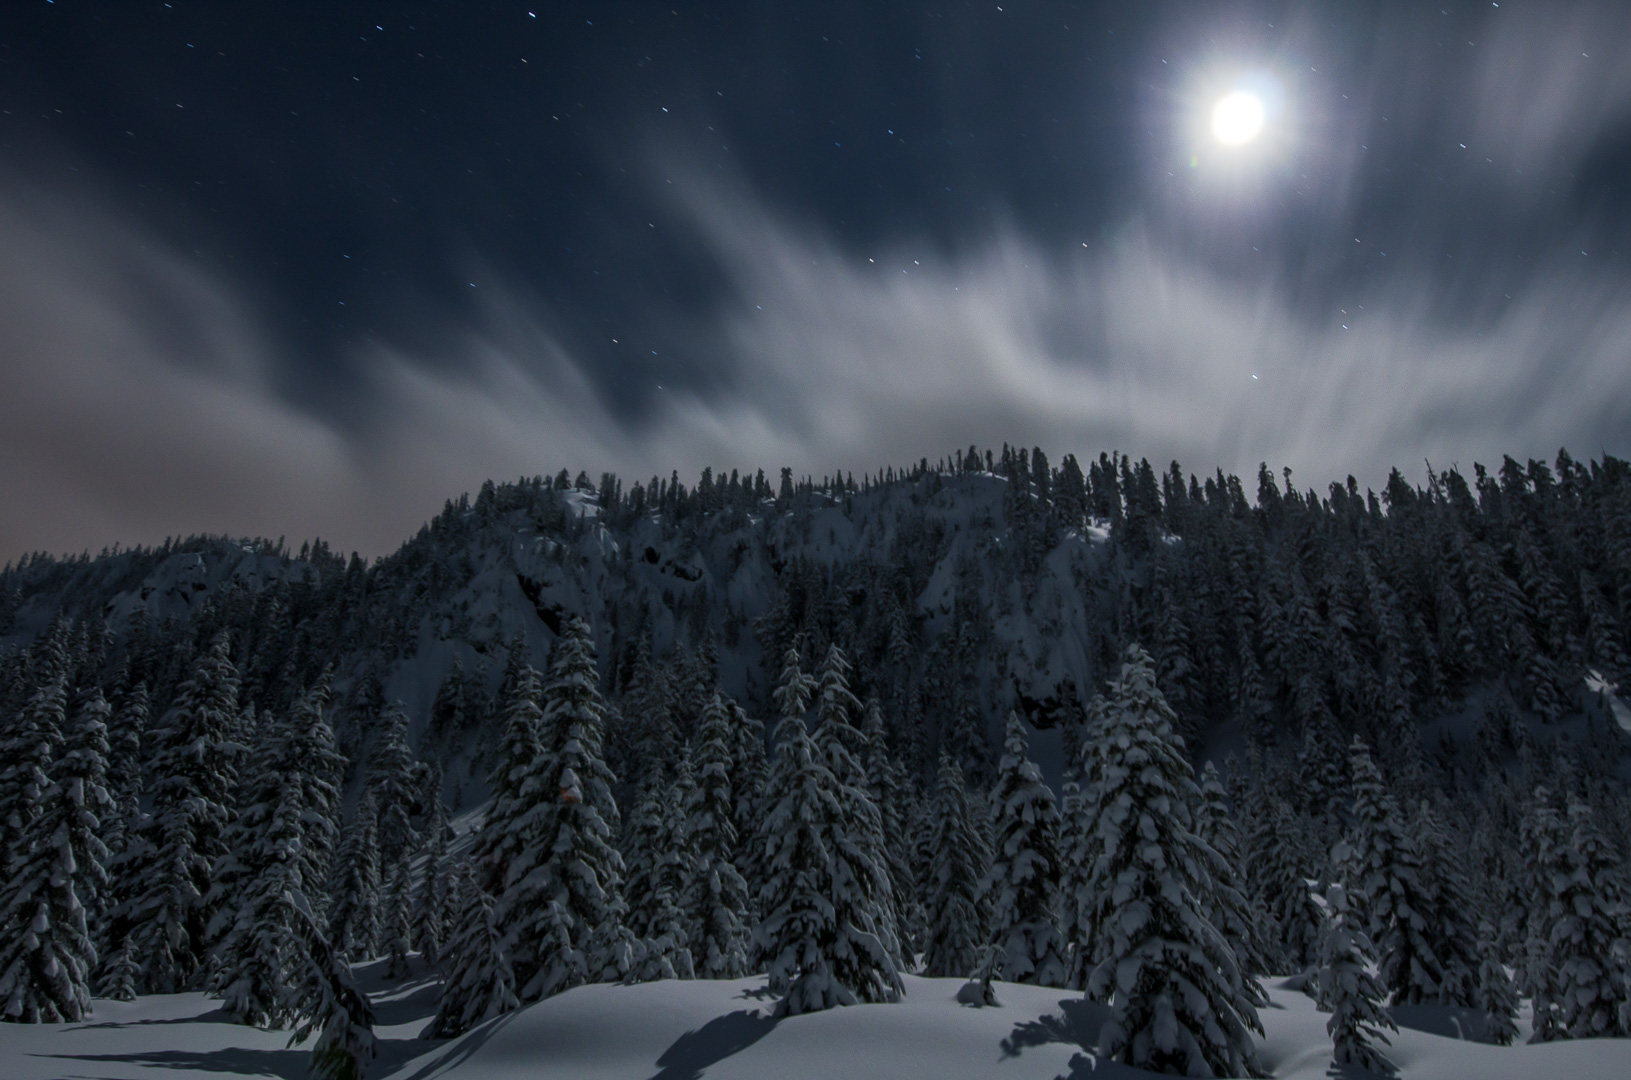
[[982, 712, 1068, 987], [1414, 798, 1480, 1007], [57, 688, 115, 946], [429, 861, 520, 1038], [115, 631, 241, 993], [96, 935, 139, 1002], [687, 693, 751, 978], [1543, 798, 1631, 1038], [753, 644, 901, 1013], [212, 775, 306, 1028], [496, 617, 631, 1000], [1245, 796, 1323, 973], [366, 703, 421, 864], [1081, 645, 1265, 1078], [326, 792, 381, 962], [1196, 761, 1269, 995], [812, 645, 900, 969], [470, 664, 542, 895], [380, 850, 414, 980], [1346, 737, 1447, 1006], [413, 800, 452, 967], [287, 895, 375, 1080], [1315, 880, 1396, 1075], [1477, 921, 1519, 1046], [922, 754, 987, 978], [0, 693, 97, 1022]]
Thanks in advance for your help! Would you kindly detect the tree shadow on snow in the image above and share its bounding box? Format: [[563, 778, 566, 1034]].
[[397, 1011, 525, 1080], [1388, 1003, 1488, 1042], [648, 1008, 780, 1080], [998, 998, 1150, 1080], [1000, 997, 1107, 1059], [67, 1010, 231, 1031], [39, 1046, 309, 1079], [371, 977, 447, 1028]]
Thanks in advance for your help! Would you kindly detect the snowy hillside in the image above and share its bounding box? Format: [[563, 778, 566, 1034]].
[[4, 968, 1631, 1080], [3, 445, 1631, 1078]]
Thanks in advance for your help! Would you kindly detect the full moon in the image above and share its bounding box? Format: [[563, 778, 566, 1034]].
[[1211, 90, 1266, 146]]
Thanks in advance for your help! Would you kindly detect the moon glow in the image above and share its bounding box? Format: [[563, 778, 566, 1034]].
[[1210, 90, 1266, 146]]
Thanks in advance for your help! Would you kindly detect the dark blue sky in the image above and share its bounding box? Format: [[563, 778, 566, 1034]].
[[2, 1, 1629, 558]]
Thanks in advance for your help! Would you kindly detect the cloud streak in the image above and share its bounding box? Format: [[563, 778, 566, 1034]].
[[4, 160, 1628, 567]]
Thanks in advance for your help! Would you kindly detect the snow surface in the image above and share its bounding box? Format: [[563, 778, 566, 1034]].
[[4, 967, 1629, 1080]]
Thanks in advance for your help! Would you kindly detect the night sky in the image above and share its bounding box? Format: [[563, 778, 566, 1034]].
[[2, 2, 1629, 560]]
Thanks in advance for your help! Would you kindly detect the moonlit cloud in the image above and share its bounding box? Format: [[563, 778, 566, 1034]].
[[3, 4, 1631, 563], [5, 160, 1627, 565]]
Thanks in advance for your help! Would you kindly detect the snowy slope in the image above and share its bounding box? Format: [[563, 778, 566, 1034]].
[[5, 970, 1629, 1080]]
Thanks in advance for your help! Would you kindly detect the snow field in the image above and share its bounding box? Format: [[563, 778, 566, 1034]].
[[7, 972, 1631, 1080]]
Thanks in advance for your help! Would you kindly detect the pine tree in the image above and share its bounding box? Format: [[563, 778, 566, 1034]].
[[326, 793, 382, 962], [114, 631, 241, 993], [470, 665, 543, 895], [58, 689, 115, 948], [1544, 798, 1631, 1038], [0, 689, 97, 1022], [922, 754, 987, 977], [1195, 761, 1269, 1001], [212, 775, 307, 1028], [495, 617, 631, 1000], [380, 850, 415, 980], [1081, 645, 1265, 1078], [982, 713, 1068, 987], [287, 895, 376, 1080], [413, 800, 452, 967], [430, 861, 519, 1038], [811, 645, 901, 969], [95, 935, 139, 1002], [1477, 921, 1519, 1046], [366, 703, 421, 865], [0, 670, 67, 878], [1345, 737, 1447, 1006], [1413, 798, 1480, 1007], [753, 644, 902, 1013], [1315, 881, 1396, 1074], [687, 693, 751, 978]]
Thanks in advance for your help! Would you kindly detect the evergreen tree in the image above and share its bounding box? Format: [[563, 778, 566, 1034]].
[[326, 792, 382, 963], [413, 800, 452, 967], [430, 861, 519, 1038], [115, 632, 241, 993], [1315, 880, 1396, 1075], [982, 713, 1068, 987], [1413, 798, 1480, 1006], [753, 644, 902, 1013], [1477, 921, 1519, 1046], [811, 645, 901, 968], [366, 703, 421, 865], [470, 665, 543, 895], [0, 690, 97, 1022], [495, 617, 632, 1000], [380, 850, 415, 980], [212, 775, 306, 1028], [287, 895, 376, 1080], [1080, 645, 1265, 1078], [687, 692, 751, 978], [1543, 798, 1631, 1038], [1345, 737, 1447, 1006], [922, 755, 987, 977], [1195, 761, 1269, 1000], [0, 670, 67, 878], [96, 935, 139, 1002], [57, 689, 115, 947]]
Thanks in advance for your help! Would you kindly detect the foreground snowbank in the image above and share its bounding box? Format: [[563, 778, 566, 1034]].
[[3, 969, 1629, 1080]]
